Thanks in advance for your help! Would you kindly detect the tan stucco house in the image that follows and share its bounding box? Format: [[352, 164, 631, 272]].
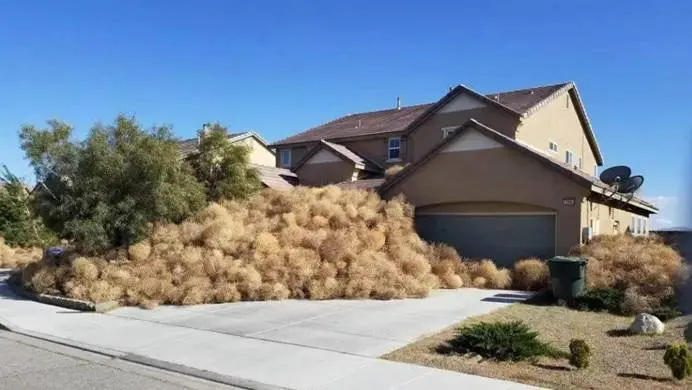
[[179, 130, 297, 189], [271, 82, 657, 266]]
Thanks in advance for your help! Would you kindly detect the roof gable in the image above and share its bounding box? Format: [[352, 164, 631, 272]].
[[293, 140, 382, 173], [178, 131, 273, 158], [380, 119, 594, 194]]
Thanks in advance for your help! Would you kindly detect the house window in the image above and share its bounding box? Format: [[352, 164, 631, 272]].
[[565, 150, 574, 166], [630, 216, 648, 235], [441, 127, 456, 139], [280, 149, 291, 167], [548, 141, 558, 153], [594, 166, 599, 177], [578, 157, 583, 170], [388, 137, 401, 161]]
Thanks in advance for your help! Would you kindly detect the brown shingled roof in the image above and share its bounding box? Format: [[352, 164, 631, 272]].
[[272, 83, 568, 146], [252, 164, 297, 190]]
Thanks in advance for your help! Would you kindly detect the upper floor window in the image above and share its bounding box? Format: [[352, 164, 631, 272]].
[[388, 137, 401, 161], [280, 149, 291, 167], [548, 141, 559, 153], [441, 126, 456, 139], [578, 157, 583, 170], [565, 150, 574, 166], [594, 166, 599, 177]]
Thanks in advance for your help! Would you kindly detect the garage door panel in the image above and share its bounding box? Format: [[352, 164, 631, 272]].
[[415, 214, 556, 268]]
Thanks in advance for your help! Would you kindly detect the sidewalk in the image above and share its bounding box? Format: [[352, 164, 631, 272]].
[[0, 271, 542, 390]]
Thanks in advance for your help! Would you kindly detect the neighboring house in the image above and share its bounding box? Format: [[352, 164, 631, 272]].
[[178, 130, 297, 189], [270, 82, 658, 266]]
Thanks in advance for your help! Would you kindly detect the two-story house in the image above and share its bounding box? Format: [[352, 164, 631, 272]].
[[270, 82, 657, 266]]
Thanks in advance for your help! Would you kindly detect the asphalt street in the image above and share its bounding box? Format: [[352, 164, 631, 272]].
[[0, 330, 241, 390]]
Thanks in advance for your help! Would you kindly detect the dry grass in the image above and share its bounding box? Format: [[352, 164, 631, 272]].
[[572, 234, 685, 311], [384, 304, 692, 390], [0, 237, 42, 268], [512, 258, 549, 291], [19, 187, 515, 306]]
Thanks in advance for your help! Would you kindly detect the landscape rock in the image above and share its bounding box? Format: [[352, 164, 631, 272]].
[[629, 313, 665, 335]]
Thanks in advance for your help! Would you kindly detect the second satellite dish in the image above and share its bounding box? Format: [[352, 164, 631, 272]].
[[617, 175, 644, 194], [599, 165, 632, 186]]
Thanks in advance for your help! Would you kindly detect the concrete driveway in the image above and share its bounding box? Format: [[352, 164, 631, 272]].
[[0, 273, 539, 390], [108, 288, 530, 358]]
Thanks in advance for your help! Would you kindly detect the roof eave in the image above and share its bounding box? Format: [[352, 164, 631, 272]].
[[590, 185, 659, 214]]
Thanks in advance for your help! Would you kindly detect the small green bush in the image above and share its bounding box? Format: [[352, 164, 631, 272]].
[[568, 287, 623, 313], [446, 321, 566, 362], [663, 343, 692, 380], [568, 339, 591, 369]]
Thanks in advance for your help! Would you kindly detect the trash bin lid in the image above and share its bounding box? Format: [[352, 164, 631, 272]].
[[548, 256, 587, 264]]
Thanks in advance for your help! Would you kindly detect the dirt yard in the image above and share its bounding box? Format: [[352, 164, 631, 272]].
[[384, 304, 692, 390]]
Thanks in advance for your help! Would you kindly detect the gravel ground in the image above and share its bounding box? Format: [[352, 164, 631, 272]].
[[384, 304, 692, 390]]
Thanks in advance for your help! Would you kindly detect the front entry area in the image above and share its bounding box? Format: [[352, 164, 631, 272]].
[[415, 213, 557, 268]]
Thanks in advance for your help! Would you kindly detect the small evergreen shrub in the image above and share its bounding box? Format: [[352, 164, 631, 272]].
[[663, 343, 692, 380], [446, 321, 566, 362], [568, 287, 624, 313], [568, 339, 591, 369]]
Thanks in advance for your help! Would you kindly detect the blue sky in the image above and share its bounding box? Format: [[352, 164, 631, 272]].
[[0, 1, 689, 227]]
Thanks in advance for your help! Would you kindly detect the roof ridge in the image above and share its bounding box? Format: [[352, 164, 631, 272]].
[[487, 81, 572, 96]]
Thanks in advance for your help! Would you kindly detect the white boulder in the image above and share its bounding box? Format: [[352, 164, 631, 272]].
[[629, 313, 665, 335]]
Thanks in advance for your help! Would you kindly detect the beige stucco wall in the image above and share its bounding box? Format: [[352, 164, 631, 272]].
[[341, 135, 406, 167], [580, 199, 644, 240], [517, 91, 598, 176], [235, 137, 275, 167], [295, 160, 356, 186], [382, 146, 590, 256], [406, 106, 519, 163]]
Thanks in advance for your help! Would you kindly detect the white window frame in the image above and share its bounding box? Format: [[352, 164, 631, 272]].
[[594, 165, 599, 177], [387, 136, 402, 161], [565, 150, 574, 166], [578, 156, 583, 170], [441, 126, 456, 139], [280, 149, 291, 167], [548, 141, 559, 153]]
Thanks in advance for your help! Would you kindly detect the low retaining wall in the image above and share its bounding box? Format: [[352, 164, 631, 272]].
[[7, 272, 119, 313]]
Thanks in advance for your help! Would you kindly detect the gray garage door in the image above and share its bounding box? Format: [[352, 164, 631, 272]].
[[415, 214, 556, 268]]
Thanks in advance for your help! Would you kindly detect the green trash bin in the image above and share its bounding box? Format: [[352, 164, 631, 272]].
[[547, 256, 587, 300]]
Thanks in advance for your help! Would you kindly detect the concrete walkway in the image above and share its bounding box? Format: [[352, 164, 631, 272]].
[[0, 271, 542, 390]]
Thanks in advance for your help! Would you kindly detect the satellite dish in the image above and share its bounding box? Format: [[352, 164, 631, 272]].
[[599, 165, 632, 186], [617, 175, 644, 194]]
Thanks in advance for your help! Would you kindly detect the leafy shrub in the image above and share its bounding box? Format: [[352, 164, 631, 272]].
[[20, 116, 207, 252], [512, 258, 549, 291], [572, 234, 683, 311], [0, 166, 57, 248], [569, 287, 624, 313], [188, 123, 261, 202], [20, 187, 516, 306], [445, 321, 566, 362], [568, 339, 591, 369], [663, 343, 692, 380]]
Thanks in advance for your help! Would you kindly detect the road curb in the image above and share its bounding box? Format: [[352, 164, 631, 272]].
[[0, 281, 289, 390], [6, 272, 119, 313]]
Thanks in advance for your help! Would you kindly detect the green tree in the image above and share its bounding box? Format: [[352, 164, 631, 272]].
[[0, 166, 57, 247], [20, 115, 206, 253], [190, 124, 261, 202]]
